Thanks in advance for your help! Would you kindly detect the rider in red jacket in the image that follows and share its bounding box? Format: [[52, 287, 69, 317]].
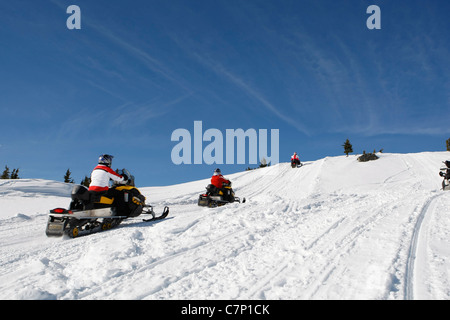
[[211, 168, 230, 189], [210, 168, 234, 202], [291, 152, 301, 166]]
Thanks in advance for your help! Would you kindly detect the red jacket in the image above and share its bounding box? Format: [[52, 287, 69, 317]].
[[291, 154, 299, 161], [211, 174, 230, 189]]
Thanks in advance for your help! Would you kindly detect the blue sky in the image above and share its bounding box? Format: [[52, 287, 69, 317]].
[[0, 0, 449, 187]]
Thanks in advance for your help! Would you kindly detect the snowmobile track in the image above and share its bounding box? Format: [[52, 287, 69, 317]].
[[404, 193, 443, 300]]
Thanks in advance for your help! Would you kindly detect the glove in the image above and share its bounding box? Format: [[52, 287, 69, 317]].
[[122, 173, 129, 181]]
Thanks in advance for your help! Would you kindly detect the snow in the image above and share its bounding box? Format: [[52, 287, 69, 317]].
[[1, 152, 450, 300]]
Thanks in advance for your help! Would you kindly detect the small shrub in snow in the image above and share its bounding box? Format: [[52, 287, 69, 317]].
[[357, 151, 379, 162]]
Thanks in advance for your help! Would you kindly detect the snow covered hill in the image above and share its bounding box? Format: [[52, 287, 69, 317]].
[[1, 152, 450, 300]]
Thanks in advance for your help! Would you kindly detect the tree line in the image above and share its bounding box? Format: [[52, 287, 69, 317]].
[[64, 169, 90, 187], [342, 138, 383, 162], [1, 166, 19, 179], [342, 137, 450, 159], [0, 165, 90, 186]]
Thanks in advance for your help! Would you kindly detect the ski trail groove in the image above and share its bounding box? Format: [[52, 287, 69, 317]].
[[404, 193, 442, 300]]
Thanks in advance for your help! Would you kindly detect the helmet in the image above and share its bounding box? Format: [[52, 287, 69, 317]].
[[98, 154, 114, 167], [213, 168, 221, 175]]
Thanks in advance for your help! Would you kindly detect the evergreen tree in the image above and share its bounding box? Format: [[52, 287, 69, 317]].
[[10, 168, 19, 179], [1, 165, 10, 179], [446, 138, 450, 151], [342, 139, 353, 157], [64, 169, 75, 183], [80, 175, 91, 187]]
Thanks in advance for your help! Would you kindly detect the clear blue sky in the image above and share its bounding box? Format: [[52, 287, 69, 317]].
[[1, 0, 449, 187]]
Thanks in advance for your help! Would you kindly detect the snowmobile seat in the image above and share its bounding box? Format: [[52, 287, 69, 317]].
[[87, 191, 114, 210], [90, 192, 114, 204], [71, 185, 91, 202], [70, 186, 114, 210], [206, 184, 219, 195]]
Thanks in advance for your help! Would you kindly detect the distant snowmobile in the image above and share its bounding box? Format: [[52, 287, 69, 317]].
[[46, 169, 169, 238], [439, 161, 450, 191], [198, 182, 245, 207], [290, 152, 302, 168], [291, 160, 303, 168]]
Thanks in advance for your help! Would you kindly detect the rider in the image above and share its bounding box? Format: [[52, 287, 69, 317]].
[[211, 168, 230, 189], [210, 168, 232, 201], [89, 154, 128, 209], [291, 152, 301, 166]]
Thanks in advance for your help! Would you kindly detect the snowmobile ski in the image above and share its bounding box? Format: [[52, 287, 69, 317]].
[[142, 205, 170, 222]]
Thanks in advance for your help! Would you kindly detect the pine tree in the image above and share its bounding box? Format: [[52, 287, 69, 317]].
[[342, 139, 353, 157], [10, 168, 19, 179], [446, 138, 450, 151], [64, 169, 75, 183], [1, 165, 10, 179], [80, 175, 91, 187]]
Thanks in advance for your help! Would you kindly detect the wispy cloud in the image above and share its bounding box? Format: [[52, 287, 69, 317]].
[[50, 92, 191, 145], [111, 93, 191, 129], [90, 24, 190, 92], [50, 0, 193, 96], [187, 50, 311, 135], [210, 62, 310, 135]]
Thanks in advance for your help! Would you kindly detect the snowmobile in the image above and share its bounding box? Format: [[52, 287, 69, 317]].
[[291, 159, 302, 168], [198, 182, 245, 207], [439, 161, 450, 191], [45, 169, 169, 238]]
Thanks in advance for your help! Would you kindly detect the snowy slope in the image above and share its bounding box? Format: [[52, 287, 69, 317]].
[[0, 152, 450, 300]]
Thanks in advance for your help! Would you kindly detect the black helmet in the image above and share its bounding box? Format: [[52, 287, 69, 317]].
[[213, 168, 221, 175], [98, 154, 114, 167]]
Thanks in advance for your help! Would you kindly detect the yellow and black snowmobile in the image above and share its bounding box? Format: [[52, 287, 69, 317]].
[[45, 169, 169, 238], [198, 182, 245, 208]]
